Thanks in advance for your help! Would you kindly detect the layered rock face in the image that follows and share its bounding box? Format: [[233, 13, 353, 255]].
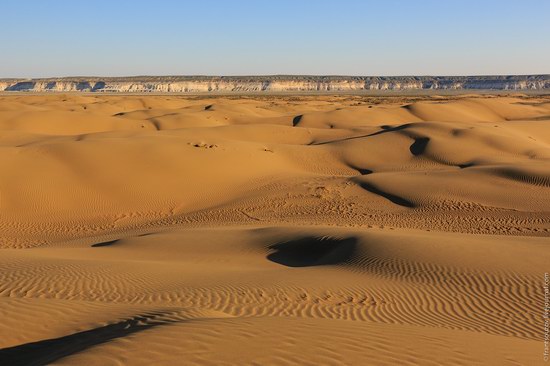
[[1, 75, 549, 92]]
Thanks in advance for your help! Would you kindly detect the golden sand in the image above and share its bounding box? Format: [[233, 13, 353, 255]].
[[0, 94, 549, 365]]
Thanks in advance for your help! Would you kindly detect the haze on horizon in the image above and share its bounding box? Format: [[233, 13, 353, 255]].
[[1, 0, 549, 78]]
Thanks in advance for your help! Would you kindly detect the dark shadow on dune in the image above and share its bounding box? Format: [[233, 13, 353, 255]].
[[311, 124, 411, 145], [409, 137, 429, 156], [147, 118, 161, 130], [458, 162, 475, 169], [0, 312, 179, 366], [357, 168, 373, 175], [91, 239, 119, 247], [349, 166, 373, 175], [204, 104, 213, 110], [267, 236, 358, 267], [377, 124, 410, 134], [292, 115, 303, 126], [358, 182, 415, 208]]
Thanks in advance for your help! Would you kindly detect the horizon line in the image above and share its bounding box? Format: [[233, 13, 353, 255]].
[[2, 73, 550, 81]]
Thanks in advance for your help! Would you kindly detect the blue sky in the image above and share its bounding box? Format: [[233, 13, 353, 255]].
[[1, 0, 549, 77]]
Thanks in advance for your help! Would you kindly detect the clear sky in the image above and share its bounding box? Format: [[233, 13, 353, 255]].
[[1, 0, 549, 77]]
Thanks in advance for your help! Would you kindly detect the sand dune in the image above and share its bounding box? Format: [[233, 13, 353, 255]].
[[0, 94, 549, 365]]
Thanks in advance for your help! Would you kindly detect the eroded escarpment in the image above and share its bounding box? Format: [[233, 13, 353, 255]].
[[1, 75, 549, 93]]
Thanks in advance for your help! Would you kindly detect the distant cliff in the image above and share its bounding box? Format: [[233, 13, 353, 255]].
[[1, 75, 549, 93]]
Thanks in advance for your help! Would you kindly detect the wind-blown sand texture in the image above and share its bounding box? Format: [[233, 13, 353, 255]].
[[0, 93, 549, 365]]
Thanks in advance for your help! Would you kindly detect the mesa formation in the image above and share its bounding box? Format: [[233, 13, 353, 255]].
[[0, 94, 549, 365], [1, 74, 549, 93]]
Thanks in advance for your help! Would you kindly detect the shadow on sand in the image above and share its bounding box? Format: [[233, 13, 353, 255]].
[[267, 236, 358, 267], [0, 312, 179, 366]]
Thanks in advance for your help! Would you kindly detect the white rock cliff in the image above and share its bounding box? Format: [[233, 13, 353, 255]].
[[1, 75, 548, 93]]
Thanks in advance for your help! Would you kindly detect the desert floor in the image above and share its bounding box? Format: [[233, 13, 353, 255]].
[[0, 93, 549, 365]]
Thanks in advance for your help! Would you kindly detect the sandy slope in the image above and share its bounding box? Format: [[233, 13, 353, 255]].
[[0, 94, 549, 365]]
